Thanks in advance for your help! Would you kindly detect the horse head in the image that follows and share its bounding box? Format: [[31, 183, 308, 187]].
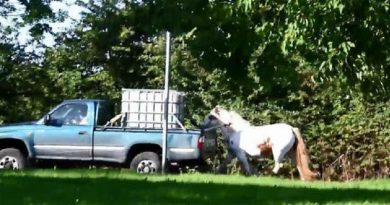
[[202, 106, 250, 131], [201, 105, 231, 128]]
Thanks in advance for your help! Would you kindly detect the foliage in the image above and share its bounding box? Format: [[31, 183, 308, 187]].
[[1, 0, 390, 180], [0, 23, 50, 122]]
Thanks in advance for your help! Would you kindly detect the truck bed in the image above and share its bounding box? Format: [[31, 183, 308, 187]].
[[93, 126, 202, 163]]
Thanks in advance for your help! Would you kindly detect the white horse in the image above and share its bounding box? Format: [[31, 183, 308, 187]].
[[202, 106, 318, 181]]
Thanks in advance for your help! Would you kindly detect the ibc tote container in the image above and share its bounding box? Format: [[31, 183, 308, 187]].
[[121, 89, 185, 129]]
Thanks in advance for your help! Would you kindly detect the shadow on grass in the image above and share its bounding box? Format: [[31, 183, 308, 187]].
[[0, 175, 389, 205]]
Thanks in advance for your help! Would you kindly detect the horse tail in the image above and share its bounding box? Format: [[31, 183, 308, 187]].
[[292, 127, 318, 181]]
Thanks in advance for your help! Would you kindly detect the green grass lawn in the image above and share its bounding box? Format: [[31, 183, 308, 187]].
[[0, 169, 389, 205]]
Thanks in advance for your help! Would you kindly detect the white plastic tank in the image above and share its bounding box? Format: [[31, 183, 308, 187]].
[[121, 89, 185, 128]]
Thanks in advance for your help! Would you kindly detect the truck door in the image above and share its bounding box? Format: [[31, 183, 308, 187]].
[[33, 102, 94, 160]]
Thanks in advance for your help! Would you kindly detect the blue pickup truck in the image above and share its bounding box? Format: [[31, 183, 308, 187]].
[[0, 99, 215, 173]]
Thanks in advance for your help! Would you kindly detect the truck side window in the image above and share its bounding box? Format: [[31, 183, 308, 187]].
[[96, 102, 114, 126], [51, 104, 88, 125]]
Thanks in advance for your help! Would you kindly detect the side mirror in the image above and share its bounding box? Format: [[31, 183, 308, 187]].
[[43, 114, 51, 125]]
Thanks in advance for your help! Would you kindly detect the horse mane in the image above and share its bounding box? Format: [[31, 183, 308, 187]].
[[229, 111, 251, 127], [210, 106, 251, 128]]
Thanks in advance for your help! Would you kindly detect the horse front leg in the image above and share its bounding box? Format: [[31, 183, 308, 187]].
[[216, 148, 234, 174], [235, 149, 253, 176]]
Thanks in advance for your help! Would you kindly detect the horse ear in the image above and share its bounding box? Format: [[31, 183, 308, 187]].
[[214, 105, 220, 114]]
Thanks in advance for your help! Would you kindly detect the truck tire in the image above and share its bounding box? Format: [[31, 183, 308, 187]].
[[130, 152, 161, 174], [0, 148, 27, 170]]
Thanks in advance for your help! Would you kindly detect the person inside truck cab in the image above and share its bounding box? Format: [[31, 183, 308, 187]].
[[62, 104, 88, 125], [51, 104, 88, 125], [65, 105, 88, 125], [76, 105, 88, 125]]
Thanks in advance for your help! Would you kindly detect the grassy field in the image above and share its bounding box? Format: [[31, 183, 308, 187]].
[[0, 170, 390, 205]]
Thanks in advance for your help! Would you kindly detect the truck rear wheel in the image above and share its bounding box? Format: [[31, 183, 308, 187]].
[[0, 148, 27, 170], [130, 152, 161, 174]]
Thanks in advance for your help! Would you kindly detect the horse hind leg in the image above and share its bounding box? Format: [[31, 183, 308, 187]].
[[272, 151, 283, 174], [272, 132, 297, 174], [272, 144, 293, 174]]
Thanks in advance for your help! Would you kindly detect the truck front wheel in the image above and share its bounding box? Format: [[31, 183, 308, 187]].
[[0, 148, 27, 170], [130, 152, 161, 174]]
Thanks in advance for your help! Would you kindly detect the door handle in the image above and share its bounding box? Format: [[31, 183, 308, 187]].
[[78, 131, 87, 135]]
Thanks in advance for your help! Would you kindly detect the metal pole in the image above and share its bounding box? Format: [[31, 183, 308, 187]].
[[162, 31, 171, 174]]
